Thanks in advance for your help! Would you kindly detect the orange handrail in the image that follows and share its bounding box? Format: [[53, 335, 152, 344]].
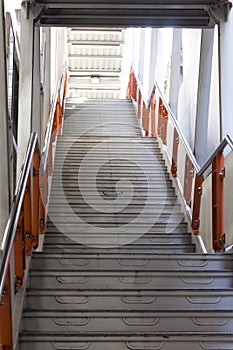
[[0, 133, 39, 350], [0, 70, 67, 350]]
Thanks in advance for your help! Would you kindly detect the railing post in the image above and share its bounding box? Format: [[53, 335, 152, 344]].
[[39, 192, 46, 235], [126, 69, 133, 99], [191, 174, 204, 234], [0, 266, 13, 350], [132, 76, 137, 101], [161, 105, 168, 145], [142, 102, 149, 136], [59, 100, 63, 135], [171, 128, 179, 177], [39, 170, 48, 235], [14, 211, 25, 291], [158, 97, 163, 138], [212, 151, 225, 252], [23, 177, 32, 256], [32, 149, 40, 249], [183, 155, 194, 207], [137, 90, 142, 120], [150, 92, 156, 137], [48, 141, 53, 176], [63, 72, 68, 105]]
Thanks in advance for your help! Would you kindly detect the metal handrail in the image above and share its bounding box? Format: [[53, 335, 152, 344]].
[[40, 71, 66, 175], [142, 79, 233, 178], [0, 132, 39, 300], [40, 80, 59, 175], [198, 134, 233, 176], [154, 82, 200, 173], [130, 65, 200, 172]]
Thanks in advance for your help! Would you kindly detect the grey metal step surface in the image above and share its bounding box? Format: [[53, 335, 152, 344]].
[[48, 196, 180, 205], [45, 221, 189, 230], [17, 99, 233, 349], [48, 203, 180, 212], [23, 289, 233, 311], [42, 232, 191, 244], [17, 335, 233, 350], [21, 309, 233, 333], [42, 243, 196, 254], [32, 251, 233, 270], [27, 270, 233, 290], [32, 252, 233, 273]]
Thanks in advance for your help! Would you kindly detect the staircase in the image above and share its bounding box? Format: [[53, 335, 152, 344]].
[[67, 28, 125, 99], [17, 100, 233, 350]]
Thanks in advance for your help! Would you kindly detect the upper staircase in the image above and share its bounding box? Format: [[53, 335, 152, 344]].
[[67, 28, 125, 99], [17, 99, 233, 350]]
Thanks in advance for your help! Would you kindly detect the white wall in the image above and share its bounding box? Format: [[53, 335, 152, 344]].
[[131, 28, 141, 79], [50, 27, 66, 101], [220, 8, 233, 140], [128, 27, 172, 102], [142, 28, 152, 100], [177, 29, 201, 151], [40, 27, 67, 143], [120, 29, 132, 98], [207, 26, 220, 158], [154, 28, 173, 98]]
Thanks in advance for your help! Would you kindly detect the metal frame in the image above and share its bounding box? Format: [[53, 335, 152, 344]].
[[29, 0, 231, 28]]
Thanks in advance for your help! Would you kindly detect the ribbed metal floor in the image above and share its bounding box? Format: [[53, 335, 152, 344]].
[[17, 99, 233, 350]]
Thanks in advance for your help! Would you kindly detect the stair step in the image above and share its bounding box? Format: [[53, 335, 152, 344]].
[[21, 309, 233, 333], [48, 203, 178, 211], [56, 138, 159, 144], [43, 233, 190, 244], [50, 183, 174, 189], [42, 245, 194, 254], [27, 269, 233, 290], [44, 223, 189, 234], [48, 197, 179, 205], [17, 335, 233, 350], [34, 251, 233, 270], [49, 192, 176, 199], [42, 246, 195, 254], [53, 163, 167, 168], [24, 289, 233, 311]]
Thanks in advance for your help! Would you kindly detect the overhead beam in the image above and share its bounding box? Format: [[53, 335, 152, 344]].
[[33, 0, 226, 5], [33, 4, 214, 9], [32, 0, 231, 28]]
